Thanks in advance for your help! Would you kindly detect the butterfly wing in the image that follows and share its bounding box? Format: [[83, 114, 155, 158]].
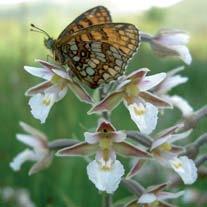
[[65, 41, 128, 88], [57, 23, 140, 88], [58, 6, 112, 38]]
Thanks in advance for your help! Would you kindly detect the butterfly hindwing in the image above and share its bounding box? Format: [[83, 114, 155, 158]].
[[58, 6, 112, 38], [64, 41, 128, 88], [57, 23, 139, 88]]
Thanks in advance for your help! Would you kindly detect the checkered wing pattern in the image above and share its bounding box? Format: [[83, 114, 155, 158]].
[[58, 23, 140, 88], [58, 6, 112, 38]]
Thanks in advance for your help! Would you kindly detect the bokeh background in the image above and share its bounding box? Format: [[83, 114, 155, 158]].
[[1, 0, 207, 206]]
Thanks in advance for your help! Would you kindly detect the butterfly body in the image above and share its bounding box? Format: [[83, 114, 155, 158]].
[[42, 6, 140, 88]]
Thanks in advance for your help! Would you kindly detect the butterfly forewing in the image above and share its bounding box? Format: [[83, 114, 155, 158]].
[[57, 23, 139, 88], [58, 6, 112, 38]]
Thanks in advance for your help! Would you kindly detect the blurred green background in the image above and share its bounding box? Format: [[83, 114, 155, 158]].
[[1, 0, 207, 206]]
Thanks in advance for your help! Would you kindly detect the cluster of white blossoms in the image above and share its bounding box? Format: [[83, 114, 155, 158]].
[[10, 29, 200, 206]]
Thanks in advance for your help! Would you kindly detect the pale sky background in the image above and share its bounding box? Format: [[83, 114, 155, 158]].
[[0, 0, 183, 13]]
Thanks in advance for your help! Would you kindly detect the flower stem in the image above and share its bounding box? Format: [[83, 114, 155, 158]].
[[102, 193, 112, 207]]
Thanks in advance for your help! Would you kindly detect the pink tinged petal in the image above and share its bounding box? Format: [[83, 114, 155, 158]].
[[25, 81, 53, 96], [147, 183, 167, 194], [86, 160, 125, 194], [113, 141, 151, 158], [170, 156, 198, 184], [128, 102, 158, 135], [44, 85, 67, 102], [138, 193, 157, 204], [116, 79, 131, 90], [56, 142, 98, 157], [35, 59, 62, 70], [16, 134, 45, 149], [157, 75, 188, 94], [10, 149, 38, 171], [157, 124, 183, 138], [19, 121, 47, 142], [84, 132, 99, 144], [29, 152, 53, 175], [112, 131, 126, 143], [52, 69, 70, 79], [88, 91, 124, 114], [126, 68, 150, 82], [168, 130, 192, 143], [157, 191, 184, 201], [139, 73, 166, 91], [157, 30, 190, 45], [24, 66, 54, 80], [170, 95, 193, 117], [151, 129, 190, 151], [139, 91, 172, 108], [29, 93, 56, 124], [151, 135, 172, 151], [170, 45, 192, 65], [126, 159, 145, 179], [67, 80, 94, 104]]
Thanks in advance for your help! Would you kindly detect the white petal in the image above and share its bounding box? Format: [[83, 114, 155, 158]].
[[24, 66, 54, 80], [159, 33, 190, 45], [19, 121, 47, 142], [84, 132, 99, 144], [157, 191, 184, 201], [139, 73, 166, 91], [128, 102, 158, 135], [87, 160, 124, 194], [16, 134, 44, 149], [170, 45, 192, 65], [52, 69, 70, 79], [151, 129, 192, 151], [157, 75, 188, 94], [138, 193, 157, 204], [170, 95, 193, 117], [28, 93, 56, 124], [170, 156, 197, 184], [10, 149, 38, 171], [45, 85, 68, 102]]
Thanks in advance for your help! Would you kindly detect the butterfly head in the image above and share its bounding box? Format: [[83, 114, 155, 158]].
[[44, 37, 55, 50], [30, 24, 55, 50]]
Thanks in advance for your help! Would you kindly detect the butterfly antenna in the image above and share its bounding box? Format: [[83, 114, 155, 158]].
[[30, 24, 50, 38]]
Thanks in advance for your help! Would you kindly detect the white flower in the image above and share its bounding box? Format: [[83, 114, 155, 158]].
[[153, 66, 193, 117], [170, 156, 198, 184], [57, 121, 150, 193], [170, 95, 193, 117], [138, 191, 184, 204], [128, 102, 158, 135], [25, 59, 93, 123], [10, 122, 52, 175], [150, 29, 192, 65], [87, 160, 124, 194], [90, 69, 171, 135]]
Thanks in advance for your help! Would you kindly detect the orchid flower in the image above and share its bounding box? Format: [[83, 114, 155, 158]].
[[24, 59, 93, 123], [89, 69, 171, 135], [56, 121, 151, 193], [153, 66, 193, 117], [127, 183, 183, 207], [10, 122, 53, 175], [150, 126, 197, 184], [142, 29, 192, 65]]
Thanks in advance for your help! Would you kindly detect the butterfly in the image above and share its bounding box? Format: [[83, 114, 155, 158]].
[[31, 6, 140, 88]]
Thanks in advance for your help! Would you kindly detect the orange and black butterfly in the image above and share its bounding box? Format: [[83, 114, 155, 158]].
[[31, 6, 140, 88]]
